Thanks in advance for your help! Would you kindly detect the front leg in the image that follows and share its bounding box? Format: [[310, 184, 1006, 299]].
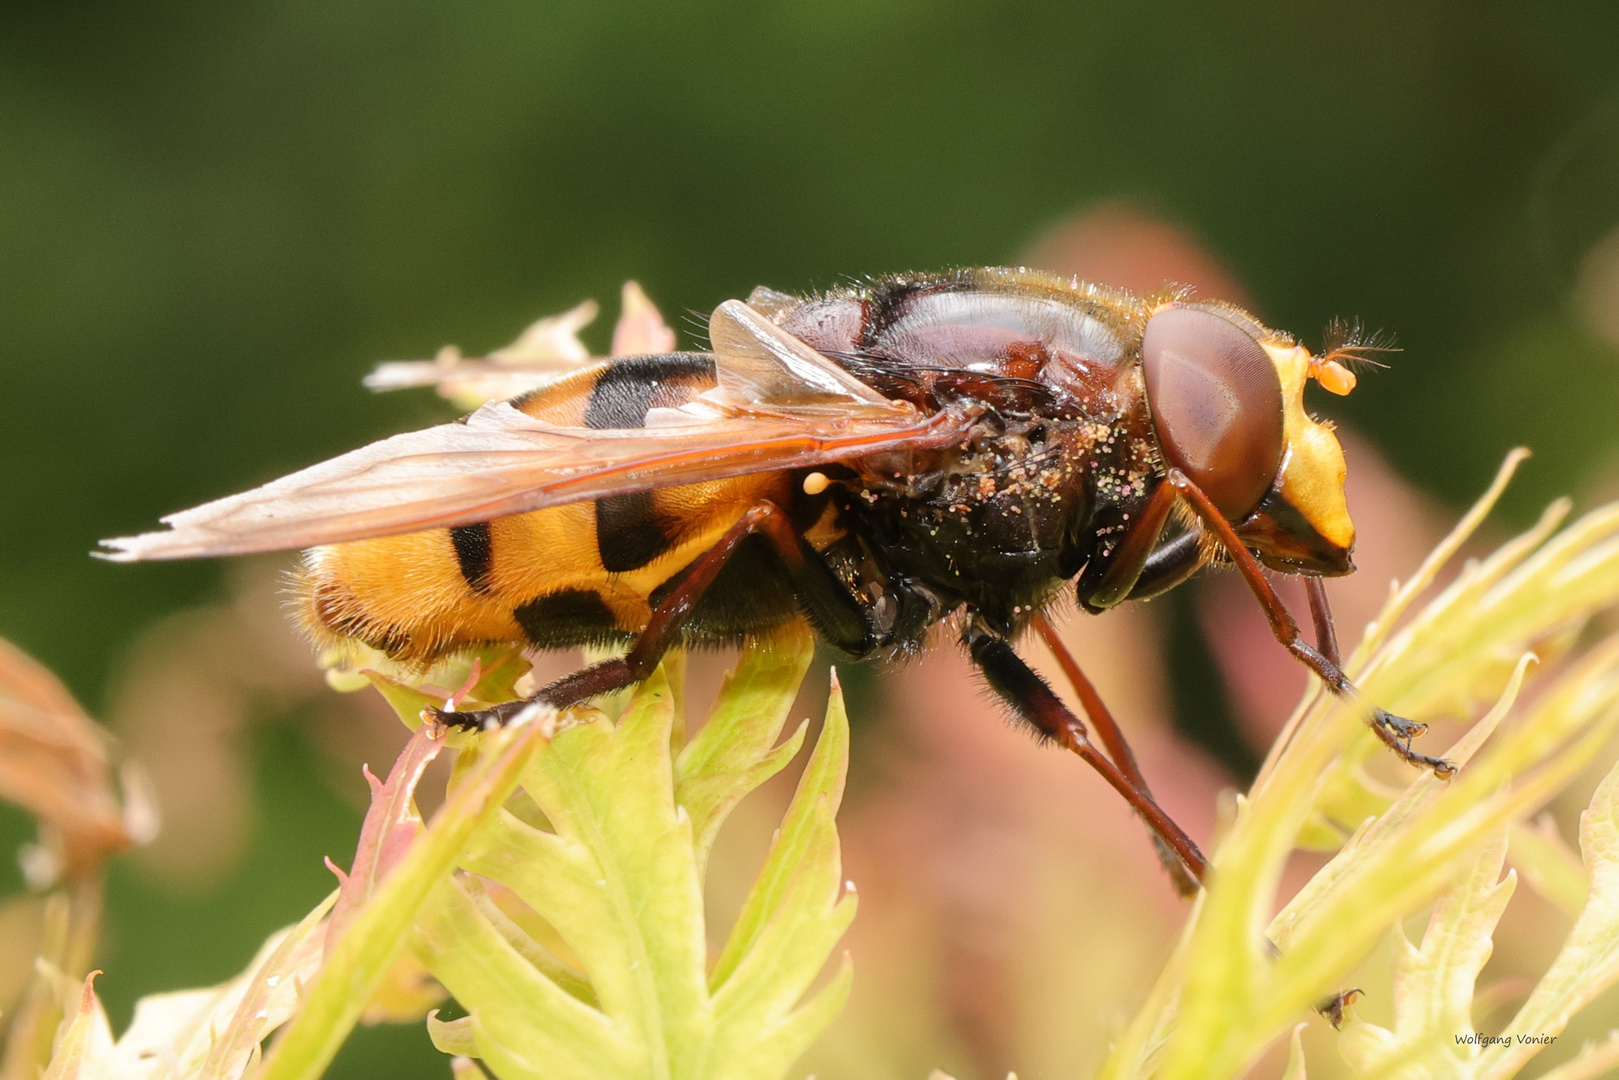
[[1164, 469, 1454, 777], [1075, 478, 1186, 611]]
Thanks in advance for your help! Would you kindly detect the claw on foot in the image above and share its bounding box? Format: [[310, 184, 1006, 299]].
[[1317, 987, 1362, 1029], [1378, 711, 1428, 740], [1371, 708, 1455, 777], [431, 698, 534, 731]]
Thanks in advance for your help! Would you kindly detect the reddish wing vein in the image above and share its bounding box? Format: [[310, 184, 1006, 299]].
[[98, 400, 969, 561], [101, 299, 973, 562]]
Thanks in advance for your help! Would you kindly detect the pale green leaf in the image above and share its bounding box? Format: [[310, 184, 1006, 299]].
[[1480, 746, 1619, 1079], [708, 803, 855, 1023], [427, 1015, 478, 1056], [711, 953, 853, 1080], [39, 975, 111, 1080], [460, 877, 595, 1005], [255, 711, 553, 1080], [357, 646, 530, 728], [413, 876, 630, 1079], [1107, 460, 1619, 1080], [1337, 1013, 1402, 1077], [1259, 646, 1619, 1048], [1338, 836, 1515, 1080], [1508, 816, 1588, 918], [46, 893, 336, 1080], [1391, 840, 1514, 1053], [1280, 1023, 1308, 1080], [1268, 653, 1528, 958], [1303, 763, 1399, 849]]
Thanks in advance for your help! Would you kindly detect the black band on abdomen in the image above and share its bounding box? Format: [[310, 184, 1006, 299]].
[[449, 522, 494, 592]]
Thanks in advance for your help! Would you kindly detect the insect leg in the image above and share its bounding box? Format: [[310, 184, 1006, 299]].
[[1164, 468, 1454, 777], [965, 623, 1207, 886], [1031, 613, 1200, 896], [1305, 577, 1341, 668], [1122, 529, 1209, 603], [1077, 479, 1182, 610], [444, 499, 875, 727]]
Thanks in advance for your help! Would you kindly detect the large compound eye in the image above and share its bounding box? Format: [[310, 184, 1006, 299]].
[[1142, 305, 1285, 520]]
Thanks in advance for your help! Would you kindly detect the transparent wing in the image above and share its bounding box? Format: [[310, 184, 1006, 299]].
[[101, 304, 967, 561], [705, 299, 894, 410]]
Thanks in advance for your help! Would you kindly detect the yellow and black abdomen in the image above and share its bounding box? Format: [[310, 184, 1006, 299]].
[[299, 354, 802, 664]]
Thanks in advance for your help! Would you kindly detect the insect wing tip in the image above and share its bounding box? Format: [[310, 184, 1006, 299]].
[[93, 528, 213, 563], [93, 537, 145, 562]]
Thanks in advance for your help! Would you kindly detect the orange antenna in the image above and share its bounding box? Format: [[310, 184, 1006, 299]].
[[1313, 317, 1400, 394], [1309, 354, 1358, 395]]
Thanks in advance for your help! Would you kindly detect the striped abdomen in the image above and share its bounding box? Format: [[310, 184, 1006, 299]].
[[299, 353, 804, 663]]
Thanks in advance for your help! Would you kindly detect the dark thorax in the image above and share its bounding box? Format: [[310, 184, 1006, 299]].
[[774, 268, 1167, 647]]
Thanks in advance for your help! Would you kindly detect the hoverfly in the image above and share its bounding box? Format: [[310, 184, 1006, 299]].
[[102, 267, 1448, 892]]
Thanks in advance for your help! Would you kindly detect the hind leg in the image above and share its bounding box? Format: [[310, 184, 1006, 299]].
[[440, 499, 876, 728], [965, 622, 1207, 888]]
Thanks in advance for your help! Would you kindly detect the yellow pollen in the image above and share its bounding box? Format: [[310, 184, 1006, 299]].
[[802, 471, 831, 495]]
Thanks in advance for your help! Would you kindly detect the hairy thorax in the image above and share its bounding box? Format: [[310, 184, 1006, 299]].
[[827, 384, 1162, 645]]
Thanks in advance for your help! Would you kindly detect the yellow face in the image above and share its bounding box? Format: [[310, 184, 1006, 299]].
[[1137, 298, 1359, 577], [1234, 342, 1356, 575]]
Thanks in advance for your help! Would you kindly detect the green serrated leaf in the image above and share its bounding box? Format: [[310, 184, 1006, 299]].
[[416, 647, 853, 1080], [352, 646, 530, 728], [710, 667, 850, 991], [1394, 838, 1514, 1055], [362, 669, 441, 729], [414, 875, 629, 1078], [711, 953, 854, 1080], [461, 877, 596, 1006], [1311, 764, 1401, 841], [462, 648, 532, 708], [675, 623, 815, 871]]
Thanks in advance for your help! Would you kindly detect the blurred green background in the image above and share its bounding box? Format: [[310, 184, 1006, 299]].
[[3, 1, 1619, 1075]]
